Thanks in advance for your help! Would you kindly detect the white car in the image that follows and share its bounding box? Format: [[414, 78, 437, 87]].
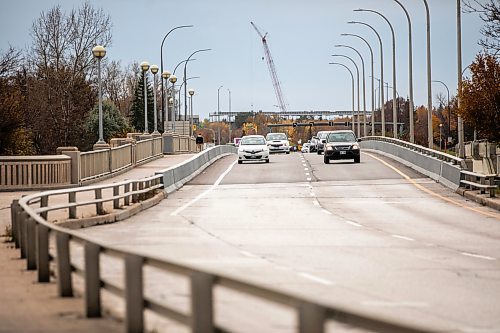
[[238, 135, 270, 164], [301, 143, 311, 153], [265, 133, 290, 154]]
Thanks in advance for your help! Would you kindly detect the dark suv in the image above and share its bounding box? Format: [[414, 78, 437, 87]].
[[323, 130, 361, 164]]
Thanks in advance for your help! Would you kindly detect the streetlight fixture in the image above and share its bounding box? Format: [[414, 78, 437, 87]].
[[355, 9, 398, 138], [432, 80, 451, 148], [392, 0, 415, 143], [150, 65, 160, 135], [160, 25, 193, 130], [439, 123, 443, 151], [217, 85, 223, 145], [341, 33, 374, 136], [92, 45, 107, 147], [169, 75, 177, 132], [329, 62, 355, 129], [332, 54, 359, 134], [162, 70, 171, 132], [140, 61, 150, 134], [188, 88, 195, 137], [335, 44, 366, 137], [348, 21, 385, 136], [184, 49, 211, 135]]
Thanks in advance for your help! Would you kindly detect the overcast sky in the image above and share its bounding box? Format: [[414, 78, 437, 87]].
[[0, 0, 485, 120]]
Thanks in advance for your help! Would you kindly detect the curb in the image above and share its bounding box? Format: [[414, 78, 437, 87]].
[[456, 188, 500, 211], [56, 191, 167, 229]]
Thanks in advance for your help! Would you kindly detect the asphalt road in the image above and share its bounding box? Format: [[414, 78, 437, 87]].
[[78, 151, 500, 332]]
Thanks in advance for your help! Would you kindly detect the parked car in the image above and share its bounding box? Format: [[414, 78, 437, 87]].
[[316, 131, 332, 155], [265, 132, 290, 154], [301, 143, 311, 153], [323, 130, 361, 164], [238, 135, 270, 164]]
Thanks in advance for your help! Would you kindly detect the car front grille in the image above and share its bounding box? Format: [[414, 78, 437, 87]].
[[334, 145, 351, 151]]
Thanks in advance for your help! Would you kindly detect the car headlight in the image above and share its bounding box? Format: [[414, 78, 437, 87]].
[[352, 144, 360, 150], [326, 146, 333, 151]]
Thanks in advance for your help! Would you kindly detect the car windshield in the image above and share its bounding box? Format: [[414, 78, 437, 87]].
[[327, 132, 356, 143], [266, 133, 287, 141], [240, 137, 266, 145], [318, 132, 329, 139]]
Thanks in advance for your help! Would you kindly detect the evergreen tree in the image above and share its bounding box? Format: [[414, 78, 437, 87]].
[[130, 73, 154, 133], [84, 100, 131, 149]]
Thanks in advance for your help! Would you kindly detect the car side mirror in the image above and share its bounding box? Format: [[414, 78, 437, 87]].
[[357, 138, 362, 142], [321, 139, 326, 143]]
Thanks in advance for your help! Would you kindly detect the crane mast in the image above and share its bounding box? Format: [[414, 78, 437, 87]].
[[251, 22, 288, 114]]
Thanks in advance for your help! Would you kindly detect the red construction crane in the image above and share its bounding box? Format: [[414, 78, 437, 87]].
[[251, 22, 288, 114]]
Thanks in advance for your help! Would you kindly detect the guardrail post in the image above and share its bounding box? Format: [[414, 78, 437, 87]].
[[20, 211, 27, 259], [26, 217, 37, 270], [37, 224, 50, 282], [125, 254, 144, 333], [138, 181, 144, 201], [40, 195, 48, 220], [84, 242, 101, 318], [299, 302, 325, 333], [69, 192, 77, 219], [190, 271, 214, 333], [124, 183, 130, 206], [113, 185, 120, 209], [56, 232, 73, 297], [11, 200, 19, 248], [95, 188, 105, 215], [132, 182, 138, 203]]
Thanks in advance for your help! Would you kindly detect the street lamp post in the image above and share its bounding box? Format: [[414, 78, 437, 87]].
[[439, 123, 443, 150], [217, 85, 223, 145], [329, 62, 355, 130], [184, 49, 211, 136], [341, 34, 374, 136], [162, 71, 171, 132], [422, 0, 434, 148], [228, 88, 232, 143], [457, 0, 465, 157], [92, 45, 107, 147], [188, 89, 195, 137], [160, 25, 193, 130], [150, 65, 160, 135], [169, 75, 177, 132], [392, 0, 415, 143], [355, 8, 397, 138], [335, 44, 366, 137], [348, 21, 385, 136], [432, 80, 450, 148], [332, 54, 359, 134], [140, 61, 150, 134]]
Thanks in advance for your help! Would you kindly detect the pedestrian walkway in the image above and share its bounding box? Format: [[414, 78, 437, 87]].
[[0, 154, 193, 333]]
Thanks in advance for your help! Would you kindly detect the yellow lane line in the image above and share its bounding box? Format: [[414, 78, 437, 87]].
[[364, 152, 500, 219]]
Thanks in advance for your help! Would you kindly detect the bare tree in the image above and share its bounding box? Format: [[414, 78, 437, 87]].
[[0, 46, 23, 78], [463, 0, 500, 55]]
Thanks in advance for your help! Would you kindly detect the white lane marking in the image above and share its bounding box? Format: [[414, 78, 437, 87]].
[[302, 164, 307, 167], [240, 250, 259, 258], [312, 200, 319, 206], [306, 177, 312, 181], [298, 272, 334, 285], [304, 168, 309, 171], [345, 220, 362, 227], [322, 209, 332, 215], [309, 192, 315, 197], [391, 234, 415, 242], [361, 301, 429, 308], [171, 160, 237, 216], [461, 252, 496, 261], [305, 172, 310, 176]]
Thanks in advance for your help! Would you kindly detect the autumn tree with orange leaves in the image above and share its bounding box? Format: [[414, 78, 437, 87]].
[[459, 54, 500, 142]]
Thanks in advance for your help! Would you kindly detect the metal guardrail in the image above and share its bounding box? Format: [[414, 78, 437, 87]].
[[460, 170, 498, 197], [361, 136, 463, 166], [9, 145, 434, 333]]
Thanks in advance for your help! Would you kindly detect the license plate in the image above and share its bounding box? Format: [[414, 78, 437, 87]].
[[340, 151, 346, 155]]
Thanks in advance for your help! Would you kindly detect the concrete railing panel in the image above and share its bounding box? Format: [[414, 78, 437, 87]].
[[80, 149, 111, 181]]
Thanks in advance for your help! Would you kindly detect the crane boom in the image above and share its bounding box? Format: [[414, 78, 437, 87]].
[[251, 22, 288, 113]]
